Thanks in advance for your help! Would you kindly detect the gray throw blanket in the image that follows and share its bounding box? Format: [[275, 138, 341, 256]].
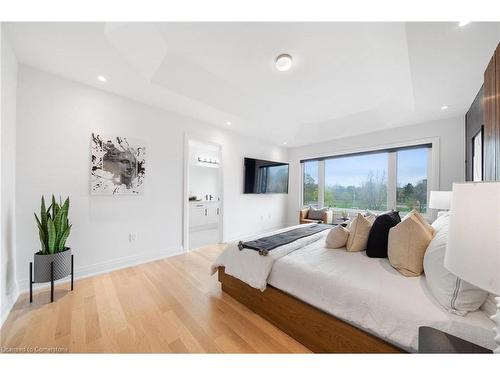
[[237, 224, 331, 256]]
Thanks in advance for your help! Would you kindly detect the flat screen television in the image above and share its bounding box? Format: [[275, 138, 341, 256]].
[[244, 157, 289, 194]]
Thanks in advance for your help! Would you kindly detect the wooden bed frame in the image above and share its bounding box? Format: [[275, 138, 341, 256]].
[[218, 266, 404, 353]]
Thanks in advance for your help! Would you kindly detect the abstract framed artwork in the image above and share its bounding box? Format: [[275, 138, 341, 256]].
[[91, 133, 146, 195]]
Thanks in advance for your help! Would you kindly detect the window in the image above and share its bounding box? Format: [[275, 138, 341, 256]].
[[303, 160, 319, 207], [301, 144, 432, 216], [396, 148, 429, 214], [324, 153, 388, 211]]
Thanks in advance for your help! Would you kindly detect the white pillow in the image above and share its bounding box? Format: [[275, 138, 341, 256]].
[[423, 216, 489, 315], [481, 294, 499, 317], [431, 211, 450, 232], [325, 225, 350, 249]]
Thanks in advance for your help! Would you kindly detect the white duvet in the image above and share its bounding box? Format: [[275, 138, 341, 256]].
[[267, 242, 495, 352], [211, 224, 330, 290], [212, 224, 495, 351]]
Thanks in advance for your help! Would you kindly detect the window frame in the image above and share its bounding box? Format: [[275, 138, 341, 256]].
[[299, 138, 440, 221]]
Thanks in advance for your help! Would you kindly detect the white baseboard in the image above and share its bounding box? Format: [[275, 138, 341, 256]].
[[1, 286, 19, 329], [16, 246, 186, 293]]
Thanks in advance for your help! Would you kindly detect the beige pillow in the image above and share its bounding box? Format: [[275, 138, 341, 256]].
[[325, 225, 350, 249], [403, 209, 434, 235], [346, 213, 374, 252], [388, 211, 434, 276]]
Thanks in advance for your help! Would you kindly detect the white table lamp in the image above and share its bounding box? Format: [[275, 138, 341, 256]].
[[444, 182, 500, 353], [429, 190, 452, 210]]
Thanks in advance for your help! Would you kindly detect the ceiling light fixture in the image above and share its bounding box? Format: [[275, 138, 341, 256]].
[[226, 121, 231, 126], [97, 75, 107, 82], [275, 54, 292, 72], [441, 105, 449, 110], [458, 21, 471, 27], [283, 141, 288, 145]]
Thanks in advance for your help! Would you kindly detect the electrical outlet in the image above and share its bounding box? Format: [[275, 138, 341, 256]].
[[129, 232, 137, 242]]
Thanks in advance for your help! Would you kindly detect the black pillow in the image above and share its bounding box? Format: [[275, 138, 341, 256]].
[[366, 211, 401, 258]]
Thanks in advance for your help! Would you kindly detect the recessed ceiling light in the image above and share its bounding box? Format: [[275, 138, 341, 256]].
[[441, 105, 449, 110], [458, 21, 471, 27], [283, 141, 288, 145], [97, 75, 107, 82], [275, 54, 292, 72], [226, 121, 231, 126]]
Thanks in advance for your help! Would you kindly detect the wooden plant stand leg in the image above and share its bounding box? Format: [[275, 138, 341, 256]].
[[71, 254, 74, 291], [50, 261, 54, 303], [29, 262, 33, 303]]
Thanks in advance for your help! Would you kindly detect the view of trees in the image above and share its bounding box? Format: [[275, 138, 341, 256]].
[[303, 148, 429, 213], [304, 172, 427, 213], [324, 171, 387, 210], [303, 173, 319, 205], [396, 178, 427, 213]]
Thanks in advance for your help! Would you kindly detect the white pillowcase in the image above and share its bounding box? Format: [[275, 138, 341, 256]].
[[325, 225, 350, 249], [423, 215, 489, 315], [481, 294, 499, 317], [431, 211, 450, 232]]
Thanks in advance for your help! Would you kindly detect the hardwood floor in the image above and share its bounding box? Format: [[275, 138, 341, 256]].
[[0, 245, 309, 353]]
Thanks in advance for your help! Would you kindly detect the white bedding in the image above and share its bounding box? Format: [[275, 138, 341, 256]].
[[211, 224, 330, 290], [267, 242, 496, 352]]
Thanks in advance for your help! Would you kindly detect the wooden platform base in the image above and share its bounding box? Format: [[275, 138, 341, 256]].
[[218, 266, 403, 353]]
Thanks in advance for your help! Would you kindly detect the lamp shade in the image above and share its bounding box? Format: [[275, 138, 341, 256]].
[[444, 182, 500, 295], [429, 190, 452, 210]]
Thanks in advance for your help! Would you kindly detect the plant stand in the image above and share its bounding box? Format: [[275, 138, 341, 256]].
[[29, 254, 74, 303]]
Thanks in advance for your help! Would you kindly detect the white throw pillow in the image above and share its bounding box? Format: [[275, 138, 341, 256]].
[[481, 294, 499, 317], [431, 211, 450, 232], [423, 216, 489, 315], [325, 225, 350, 249]]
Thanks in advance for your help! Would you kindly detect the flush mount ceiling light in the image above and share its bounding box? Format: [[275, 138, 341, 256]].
[[458, 21, 471, 27], [275, 54, 292, 71], [441, 105, 449, 110], [97, 75, 107, 82], [226, 121, 232, 126]]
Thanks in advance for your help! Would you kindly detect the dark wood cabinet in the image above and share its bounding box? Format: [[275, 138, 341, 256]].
[[466, 42, 499, 181]]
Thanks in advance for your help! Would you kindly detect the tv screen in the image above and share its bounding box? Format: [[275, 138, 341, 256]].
[[244, 157, 289, 194]]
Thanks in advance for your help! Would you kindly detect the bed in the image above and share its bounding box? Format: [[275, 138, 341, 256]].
[[213, 224, 495, 353]]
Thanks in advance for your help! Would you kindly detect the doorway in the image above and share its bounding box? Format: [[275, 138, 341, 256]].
[[183, 137, 223, 251]]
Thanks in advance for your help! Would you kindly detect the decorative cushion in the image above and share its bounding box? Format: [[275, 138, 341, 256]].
[[346, 213, 374, 252], [481, 294, 499, 317], [325, 225, 350, 249], [388, 211, 434, 276], [403, 209, 435, 234], [307, 207, 327, 221], [366, 211, 401, 258], [431, 211, 450, 232], [423, 216, 489, 315]]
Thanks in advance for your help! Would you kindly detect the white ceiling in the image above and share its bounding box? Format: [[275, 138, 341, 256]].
[[5, 22, 500, 147]]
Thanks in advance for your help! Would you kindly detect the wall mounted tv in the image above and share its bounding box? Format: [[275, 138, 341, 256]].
[[244, 157, 289, 194]]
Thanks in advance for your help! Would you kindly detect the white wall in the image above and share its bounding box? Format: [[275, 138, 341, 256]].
[[1, 26, 19, 325], [15, 66, 288, 291], [286, 116, 465, 225]]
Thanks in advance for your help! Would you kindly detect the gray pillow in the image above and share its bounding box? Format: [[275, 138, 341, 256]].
[[307, 207, 328, 221]]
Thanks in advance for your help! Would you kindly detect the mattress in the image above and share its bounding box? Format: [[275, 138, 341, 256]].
[[267, 242, 495, 352]]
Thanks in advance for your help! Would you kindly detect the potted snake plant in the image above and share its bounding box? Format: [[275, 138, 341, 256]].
[[33, 195, 72, 283]]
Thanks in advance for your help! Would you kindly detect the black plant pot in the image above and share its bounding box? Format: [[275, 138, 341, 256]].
[[34, 248, 72, 283]]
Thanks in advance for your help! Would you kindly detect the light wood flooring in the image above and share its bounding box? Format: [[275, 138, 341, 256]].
[[0, 245, 309, 353]]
